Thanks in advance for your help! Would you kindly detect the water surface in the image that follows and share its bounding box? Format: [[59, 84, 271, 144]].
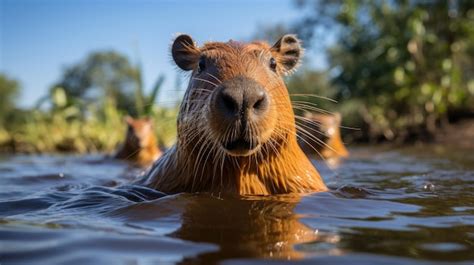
[[0, 146, 473, 264]]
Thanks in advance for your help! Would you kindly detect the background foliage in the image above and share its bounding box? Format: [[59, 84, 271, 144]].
[[271, 0, 474, 141], [1, 0, 474, 153], [0, 52, 177, 153]]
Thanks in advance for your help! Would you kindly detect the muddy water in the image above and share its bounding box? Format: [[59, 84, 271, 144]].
[[0, 146, 473, 264]]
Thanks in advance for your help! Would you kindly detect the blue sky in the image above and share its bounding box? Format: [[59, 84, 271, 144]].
[[1, 0, 326, 107]]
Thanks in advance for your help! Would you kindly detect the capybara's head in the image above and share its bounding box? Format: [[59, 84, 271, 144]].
[[172, 34, 302, 157], [125, 116, 155, 148]]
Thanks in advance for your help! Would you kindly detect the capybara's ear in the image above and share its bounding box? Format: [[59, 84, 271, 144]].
[[271, 34, 303, 75], [143, 117, 154, 128], [172, 34, 200, 71]]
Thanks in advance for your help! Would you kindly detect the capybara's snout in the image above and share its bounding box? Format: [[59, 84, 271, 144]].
[[211, 76, 269, 125], [209, 75, 272, 156]]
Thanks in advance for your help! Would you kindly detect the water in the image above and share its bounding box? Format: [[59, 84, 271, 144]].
[[0, 146, 473, 264]]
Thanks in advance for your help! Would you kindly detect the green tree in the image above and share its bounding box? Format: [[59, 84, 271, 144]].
[[51, 50, 165, 117], [0, 73, 20, 126], [53, 51, 140, 115], [290, 0, 474, 140]]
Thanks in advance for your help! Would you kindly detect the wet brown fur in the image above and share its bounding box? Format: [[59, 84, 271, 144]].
[[144, 35, 327, 195]]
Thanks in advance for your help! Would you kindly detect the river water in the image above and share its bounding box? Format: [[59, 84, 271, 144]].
[[0, 145, 473, 264]]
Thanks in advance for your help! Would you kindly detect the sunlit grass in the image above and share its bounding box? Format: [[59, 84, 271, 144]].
[[0, 103, 178, 154]]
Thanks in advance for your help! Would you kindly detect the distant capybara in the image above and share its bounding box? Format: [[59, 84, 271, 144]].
[[143, 34, 327, 195], [114, 116, 162, 166], [298, 112, 349, 159]]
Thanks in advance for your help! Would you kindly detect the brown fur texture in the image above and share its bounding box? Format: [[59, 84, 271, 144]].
[[298, 112, 349, 159], [114, 116, 162, 166], [143, 34, 327, 195]]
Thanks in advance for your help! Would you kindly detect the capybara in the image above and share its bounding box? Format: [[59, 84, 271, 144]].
[[298, 112, 349, 159], [143, 34, 327, 195], [115, 116, 162, 166]]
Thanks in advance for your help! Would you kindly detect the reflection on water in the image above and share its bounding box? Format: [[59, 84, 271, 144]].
[[171, 195, 318, 263], [0, 145, 473, 264]]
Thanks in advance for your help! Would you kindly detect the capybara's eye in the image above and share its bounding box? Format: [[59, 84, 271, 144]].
[[269, 57, 277, 71], [198, 57, 206, 73]]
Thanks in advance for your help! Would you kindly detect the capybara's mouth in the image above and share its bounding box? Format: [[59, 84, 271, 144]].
[[222, 137, 260, 156]]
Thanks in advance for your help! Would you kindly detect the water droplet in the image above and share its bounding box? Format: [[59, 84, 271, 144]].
[[423, 183, 435, 191]]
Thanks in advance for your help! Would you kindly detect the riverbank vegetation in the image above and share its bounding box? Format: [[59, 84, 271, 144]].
[[279, 0, 474, 142], [1, 0, 473, 153], [0, 52, 178, 154]]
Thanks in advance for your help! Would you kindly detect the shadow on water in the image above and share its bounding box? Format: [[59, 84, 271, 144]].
[[0, 145, 473, 264]]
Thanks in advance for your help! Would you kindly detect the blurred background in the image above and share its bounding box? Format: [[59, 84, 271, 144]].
[[1, 0, 473, 154]]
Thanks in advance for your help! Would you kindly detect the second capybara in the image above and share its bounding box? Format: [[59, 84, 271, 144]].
[[298, 112, 349, 159], [115, 116, 162, 166]]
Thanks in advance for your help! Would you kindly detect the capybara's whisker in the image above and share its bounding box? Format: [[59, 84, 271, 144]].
[[294, 117, 333, 137], [204, 72, 223, 85], [200, 139, 216, 188], [291, 102, 335, 115], [279, 125, 326, 162], [293, 102, 334, 115], [338, 125, 360, 131], [294, 132, 327, 161], [192, 77, 219, 87], [290, 93, 338, 103], [295, 123, 340, 155]]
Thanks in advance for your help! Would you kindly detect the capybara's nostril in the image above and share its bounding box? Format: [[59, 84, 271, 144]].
[[221, 93, 238, 115], [248, 88, 268, 114], [251, 91, 268, 112], [216, 88, 242, 117]]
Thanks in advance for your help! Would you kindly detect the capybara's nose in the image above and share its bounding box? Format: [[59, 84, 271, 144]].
[[214, 76, 269, 120]]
